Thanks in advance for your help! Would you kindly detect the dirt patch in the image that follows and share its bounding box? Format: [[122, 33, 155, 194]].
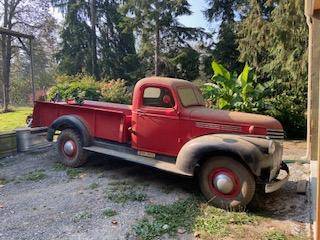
[[0, 141, 311, 240]]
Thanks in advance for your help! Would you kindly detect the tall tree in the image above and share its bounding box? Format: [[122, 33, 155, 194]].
[[0, 0, 51, 112], [123, 0, 203, 76], [205, 0, 244, 72], [97, 0, 141, 83], [53, 0, 92, 75], [53, 0, 140, 82], [237, 0, 275, 77]]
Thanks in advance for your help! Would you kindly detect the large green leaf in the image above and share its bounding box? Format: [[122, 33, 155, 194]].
[[211, 61, 231, 80], [237, 63, 250, 86]]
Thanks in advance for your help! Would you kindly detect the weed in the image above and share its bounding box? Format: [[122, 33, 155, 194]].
[[105, 180, 148, 204], [88, 182, 99, 190], [0, 178, 9, 185], [263, 231, 287, 240], [194, 204, 258, 238], [73, 212, 92, 222], [103, 209, 117, 218], [25, 169, 46, 182], [52, 163, 67, 171], [66, 168, 83, 179], [106, 191, 147, 204], [133, 196, 260, 240], [133, 197, 200, 239]]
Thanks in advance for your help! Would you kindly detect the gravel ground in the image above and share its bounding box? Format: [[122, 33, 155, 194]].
[[0, 141, 311, 240]]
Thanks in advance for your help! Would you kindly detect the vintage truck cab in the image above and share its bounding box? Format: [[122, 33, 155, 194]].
[[32, 77, 289, 210]]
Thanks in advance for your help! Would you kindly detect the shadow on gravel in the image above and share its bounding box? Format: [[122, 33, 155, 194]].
[[84, 153, 311, 224]]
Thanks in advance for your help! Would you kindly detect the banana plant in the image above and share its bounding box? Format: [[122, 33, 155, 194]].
[[202, 61, 266, 112]]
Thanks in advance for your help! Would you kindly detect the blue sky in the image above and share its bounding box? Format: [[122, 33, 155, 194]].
[[179, 0, 211, 32], [50, 0, 215, 32]]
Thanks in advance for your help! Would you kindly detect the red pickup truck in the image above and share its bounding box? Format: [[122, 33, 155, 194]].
[[31, 76, 288, 209]]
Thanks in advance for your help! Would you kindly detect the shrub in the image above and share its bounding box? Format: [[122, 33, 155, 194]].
[[100, 79, 132, 104], [266, 93, 307, 139], [202, 61, 266, 113], [47, 74, 102, 104]]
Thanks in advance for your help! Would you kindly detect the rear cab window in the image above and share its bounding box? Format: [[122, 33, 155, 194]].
[[143, 87, 175, 108]]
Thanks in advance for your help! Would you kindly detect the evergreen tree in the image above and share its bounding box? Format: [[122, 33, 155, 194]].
[[98, 0, 141, 83], [237, 0, 308, 138], [53, 0, 92, 75], [53, 0, 140, 83], [123, 0, 203, 76], [205, 0, 244, 73]]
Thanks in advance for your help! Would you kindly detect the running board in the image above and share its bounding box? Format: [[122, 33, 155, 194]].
[[83, 146, 192, 177]]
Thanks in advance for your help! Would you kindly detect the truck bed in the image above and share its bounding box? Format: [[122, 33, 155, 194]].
[[32, 101, 132, 143]]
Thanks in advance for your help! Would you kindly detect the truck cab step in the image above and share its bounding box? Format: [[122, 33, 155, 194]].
[[83, 145, 192, 177]]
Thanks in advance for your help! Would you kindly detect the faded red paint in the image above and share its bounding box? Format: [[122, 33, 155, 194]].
[[32, 76, 283, 157]]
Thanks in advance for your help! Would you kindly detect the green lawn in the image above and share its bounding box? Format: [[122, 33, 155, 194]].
[[0, 107, 33, 132]]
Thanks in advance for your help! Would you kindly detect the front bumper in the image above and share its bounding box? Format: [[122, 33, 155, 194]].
[[265, 162, 289, 193]]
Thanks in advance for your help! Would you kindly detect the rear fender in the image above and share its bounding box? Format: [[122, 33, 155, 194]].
[[176, 134, 268, 176], [47, 115, 92, 146]]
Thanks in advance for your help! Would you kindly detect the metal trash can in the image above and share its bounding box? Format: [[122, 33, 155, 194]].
[[16, 127, 50, 152]]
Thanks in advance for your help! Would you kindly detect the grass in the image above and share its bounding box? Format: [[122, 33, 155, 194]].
[[0, 107, 32, 132], [88, 182, 99, 190], [105, 180, 148, 204], [52, 163, 68, 171], [52, 163, 84, 179], [102, 209, 117, 218], [0, 178, 9, 185], [24, 169, 47, 182], [133, 197, 260, 240], [262, 231, 306, 240], [263, 231, 288, 240], [66, 168, 83, 179], [133, 197, 200, 240], [73, 212, 92, 222]]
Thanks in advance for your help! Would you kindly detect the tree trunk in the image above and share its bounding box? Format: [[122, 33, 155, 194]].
[[90, 0, 99, 79], [1, 0, 11, 112], [154, 22, 160, 76]]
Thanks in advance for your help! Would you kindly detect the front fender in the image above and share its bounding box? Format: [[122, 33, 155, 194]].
[[47, 115, 92, 146], [176, 134, 271, 176]]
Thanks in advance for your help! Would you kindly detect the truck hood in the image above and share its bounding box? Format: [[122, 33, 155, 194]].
[[187, 107, 282, 130]]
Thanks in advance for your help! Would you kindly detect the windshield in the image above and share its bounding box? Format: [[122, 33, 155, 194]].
[[177, 87, 205, 107]]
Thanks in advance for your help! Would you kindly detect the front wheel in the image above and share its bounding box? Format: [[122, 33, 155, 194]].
[[57, 129, 88, 167], [199, 156, 256, 210]]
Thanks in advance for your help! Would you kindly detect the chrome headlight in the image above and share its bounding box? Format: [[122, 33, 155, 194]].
[[268, 140, 276, 155]]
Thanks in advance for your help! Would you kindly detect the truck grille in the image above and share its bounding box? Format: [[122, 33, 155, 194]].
[[267, 129, 285, 140]]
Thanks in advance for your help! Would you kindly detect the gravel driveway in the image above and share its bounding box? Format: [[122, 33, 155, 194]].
[[0, 142, 311, 240]]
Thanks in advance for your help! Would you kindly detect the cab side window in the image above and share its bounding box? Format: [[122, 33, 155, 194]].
[[143, 87, 175, 108]]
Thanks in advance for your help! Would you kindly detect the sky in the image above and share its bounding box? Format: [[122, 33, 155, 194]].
[[50, 0, 214, 33], [178, 0, 212, 32]]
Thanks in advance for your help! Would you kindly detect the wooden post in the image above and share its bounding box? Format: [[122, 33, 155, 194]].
[[306, 16, 320, 161], [29, 38, 35, 103]]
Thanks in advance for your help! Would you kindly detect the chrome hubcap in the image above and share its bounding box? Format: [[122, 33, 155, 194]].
[[213, 174, 234, 194], [63, 140, 75, 156]]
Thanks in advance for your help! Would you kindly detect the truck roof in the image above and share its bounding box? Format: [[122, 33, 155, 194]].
[[135, 76, 195, 89]]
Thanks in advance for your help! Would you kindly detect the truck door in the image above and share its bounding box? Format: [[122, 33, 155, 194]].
[[134, 86, 181, 157]]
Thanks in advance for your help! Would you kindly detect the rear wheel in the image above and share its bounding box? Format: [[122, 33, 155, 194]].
[[199, 156, 255, 210], [57, 129, 88, 167]]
